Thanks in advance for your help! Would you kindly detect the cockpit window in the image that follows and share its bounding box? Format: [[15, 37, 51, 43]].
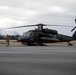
[[22, 32, 27, 37], [26, 32, 31, 37]]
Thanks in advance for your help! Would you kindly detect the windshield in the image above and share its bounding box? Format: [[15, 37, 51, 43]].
[[22, 32, 32, 37]]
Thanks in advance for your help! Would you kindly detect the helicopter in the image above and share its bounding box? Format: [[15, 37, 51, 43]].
[[1, 19, 76, 46], [17, 23, 76, 46]]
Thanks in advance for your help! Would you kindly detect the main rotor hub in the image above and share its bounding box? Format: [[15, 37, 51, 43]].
[[37, 23, 44, 30]]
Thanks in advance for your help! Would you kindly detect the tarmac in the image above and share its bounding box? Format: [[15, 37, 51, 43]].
[[0, 42, 76, 75]]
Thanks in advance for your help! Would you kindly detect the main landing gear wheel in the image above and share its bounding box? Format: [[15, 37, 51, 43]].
[[38, 43, 47, 46], [27, 42, 31, 46]]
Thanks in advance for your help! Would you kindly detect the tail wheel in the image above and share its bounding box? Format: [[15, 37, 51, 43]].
[[68, 42, 73, 46]]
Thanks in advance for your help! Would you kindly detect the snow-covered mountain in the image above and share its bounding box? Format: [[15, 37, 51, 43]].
[[0, 30, 20, 36]]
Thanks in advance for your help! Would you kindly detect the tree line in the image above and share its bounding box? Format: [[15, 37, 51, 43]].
[[0, 35, 20, 40]]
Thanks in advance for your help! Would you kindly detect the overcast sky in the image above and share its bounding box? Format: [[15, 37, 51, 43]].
[[0, 0, 76, 36]]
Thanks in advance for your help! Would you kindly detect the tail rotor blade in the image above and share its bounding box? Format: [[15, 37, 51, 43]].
[[71, 19, 76, 31], [71, 26, 76, 32], [75, 19, 76, 23]]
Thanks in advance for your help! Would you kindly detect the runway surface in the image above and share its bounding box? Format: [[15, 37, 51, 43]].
[[0, 45, 76, 75]]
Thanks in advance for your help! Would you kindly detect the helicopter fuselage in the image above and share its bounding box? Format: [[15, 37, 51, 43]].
[[18, 29, 73, 45]]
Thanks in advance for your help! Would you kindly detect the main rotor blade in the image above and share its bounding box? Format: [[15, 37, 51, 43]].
[[0, 25, 37, 30], [0, 23, 74, 30], [46, 24, 74, 27]]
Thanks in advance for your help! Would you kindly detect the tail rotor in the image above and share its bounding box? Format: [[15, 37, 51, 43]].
[[71, 19, 76, 39]]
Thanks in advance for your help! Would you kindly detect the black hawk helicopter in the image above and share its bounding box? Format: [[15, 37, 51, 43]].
[[1, 19, 76, 46]]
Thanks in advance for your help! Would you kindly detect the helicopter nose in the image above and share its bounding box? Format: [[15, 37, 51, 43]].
[[17, 36, 29, 42]]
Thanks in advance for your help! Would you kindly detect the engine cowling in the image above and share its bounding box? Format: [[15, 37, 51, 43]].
[[42, 29, 58, 34]]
